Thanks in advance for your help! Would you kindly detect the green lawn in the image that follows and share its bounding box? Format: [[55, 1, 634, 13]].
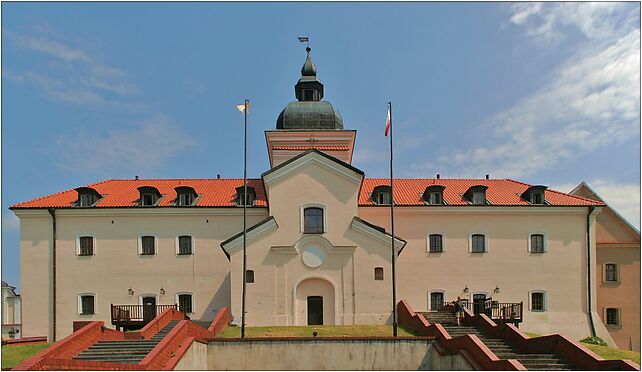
[[1, 343, 51, 370], [524, 333, 640, 365], [219, 325, 419, 338]]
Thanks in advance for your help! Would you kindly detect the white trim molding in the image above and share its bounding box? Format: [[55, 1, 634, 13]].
[[527, 231, 548, 253], [263, 150, 363, 187], [350, 218, 405, 252], [75, 234, 96, 256], [175, 234, 195, 255], [77, 293, 97, 315], [426, 232, 445, 253], [468, 232, 489, 253], [175, 292, 195, 314], [428, 289, 447, 311], [138, 293, 158, 305], [222, 217, 279, 256]]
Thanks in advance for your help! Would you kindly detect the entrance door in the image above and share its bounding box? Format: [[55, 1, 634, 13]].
[[472, 294, 486, 315], [307, 296, 323, 325], [142, 296, 157, 322]]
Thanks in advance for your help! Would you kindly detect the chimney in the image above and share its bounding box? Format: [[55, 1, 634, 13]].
[[485, 174, 489, 180], [436, 174, 440, 179], [135, 175, 139, 180], [217, 174, 221, 179]]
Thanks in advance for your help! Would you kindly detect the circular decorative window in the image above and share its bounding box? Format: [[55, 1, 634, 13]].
[[302, 246, 326, 268]]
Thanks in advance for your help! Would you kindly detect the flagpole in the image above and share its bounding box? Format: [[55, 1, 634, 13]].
[[241, 99, 249, 339], [389, 101, 398, 337]]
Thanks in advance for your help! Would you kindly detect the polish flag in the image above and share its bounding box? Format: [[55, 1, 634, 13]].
[[384, 107, 391, 137]]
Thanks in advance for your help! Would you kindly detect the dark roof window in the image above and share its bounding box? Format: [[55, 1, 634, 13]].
[[463, 185, 488, 205], [138, 186, 162, 207], [75, 187, 102, 207], [422, 185, 445, 205], [372, 185, 392, 205], [236, 186, 256, 206], [521, 185, 548, 205], [175, 186, 197, 206]]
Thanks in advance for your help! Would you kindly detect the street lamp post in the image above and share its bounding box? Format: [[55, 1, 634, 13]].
[[236, 100, 249, 338]]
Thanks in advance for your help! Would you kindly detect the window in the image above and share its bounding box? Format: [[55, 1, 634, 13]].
[[472, 191, 486, 205], [141, 194, 155, 206], [532, 192, 544, 205], [471, 234, 486, 253], [245, 270, 255, 283], [530, 234, 545, 253], [175, 186, 197, 206], [140, 236, 155, 255], [138, 186, 161, 207], [464, 185, 488, 205], [372, 186, 392, 205], [79, 236, 94, 256], [430, 192, 442, 205], [303, 207, 324, 234], [303, 89, 315, 101], [423, 185, 445, 205], [430, 292, 444, 311], [79, 194, 94, 207], [374, 267, 384, 280], [428, 234, 443, 253], [75, 187, 101, 207], [178, 193, 193, 206], [522, 185, 548, 205], [178, 236, 192, 255], [605, 263, 618, 282], [80, 295, 95, 315], [530, 292, 545, 312], [178, 294, 193, 314], [236, 186, 255, 206], [606, 308, 620, 326]]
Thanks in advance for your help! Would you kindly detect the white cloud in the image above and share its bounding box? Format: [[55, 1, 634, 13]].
[[434, 5, 640, 179], [4, 30, 138, 109], [2, 213, 20, 232], [50, 115, 197, 175], [552, 180, 640, 230]]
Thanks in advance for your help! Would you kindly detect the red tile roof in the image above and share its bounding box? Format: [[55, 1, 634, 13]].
[[359, 178, 603, 206], [11, 177, 602, 209], [10, 179, 268, 208], [272, 145, 349, 151]]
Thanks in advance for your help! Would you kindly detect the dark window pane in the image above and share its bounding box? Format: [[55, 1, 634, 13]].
[[531, 293, 544, 311], [377, 192, 391, 205], [472, 191, 485, 205], [246, 270, 255, 283], [178, 193, 193, 206], [429, 234, 443, 253], [178, 294, 193, 314], [79, 237, 93, 256], [304, 208, 324, 234], [471, 234, 485, 253], [606, 308, 619, 325], [531, 234, 544, 253], [142, 194, 155, 206], [141, 236, 155, 255], [430, 293, 444, 311], [374, 267, 384, 280], [178, 236, 192, 255], [81, 295, 95, 315], [605, 264, 618, 281], [79, 194, 94, 207], [532, 192, 544, 205], [430, 192, 442, 205]]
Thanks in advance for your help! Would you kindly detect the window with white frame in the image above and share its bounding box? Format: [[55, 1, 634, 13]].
[[606, 308, 620, 326], [530, 234, 545, 253], [177, 293, 193, 314], [140, 236, 156, 255], [303, 207, 324, 234], [177, 235, 193, 255], [79, 294, 96, 315], [471, 234, 486, 253], [428, 234, 443, 253], [77, 236, 95, 256], [529, 291, 546, 312], [429, 291, 445, 311], [605, 263, 618, 282]]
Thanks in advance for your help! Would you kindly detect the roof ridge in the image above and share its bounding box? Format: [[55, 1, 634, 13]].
[[97, 178, 264, 181]]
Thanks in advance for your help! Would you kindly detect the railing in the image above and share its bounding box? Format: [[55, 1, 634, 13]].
[[111, 304, 178, 324], [434, 298, 523, 323]]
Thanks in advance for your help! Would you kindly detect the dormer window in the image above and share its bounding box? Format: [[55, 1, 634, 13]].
[[236, 186, 256, 206], [138, 186, 161, 207], [75, 187, 102, 207], [464, 185, 488, 205], [522, 185, 548, 205], [372, 185, 392, 205], [422, 185, 445, 205], [175, 186, 197, 206]]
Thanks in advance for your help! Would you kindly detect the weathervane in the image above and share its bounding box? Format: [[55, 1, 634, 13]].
[[298, 34, 310, 48]]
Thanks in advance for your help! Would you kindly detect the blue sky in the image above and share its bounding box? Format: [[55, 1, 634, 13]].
[[2, 2, 640, 289]]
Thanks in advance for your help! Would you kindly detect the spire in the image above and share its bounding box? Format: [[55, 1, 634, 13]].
[[301, 47, 317, 76]]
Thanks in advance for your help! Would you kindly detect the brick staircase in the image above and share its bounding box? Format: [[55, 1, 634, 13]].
[[421, 311, 578, 371], [73, 320, 181, 364]]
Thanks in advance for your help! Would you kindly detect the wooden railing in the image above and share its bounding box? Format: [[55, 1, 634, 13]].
[[435, 298, 523, 323], [111, 304, 177, 324]]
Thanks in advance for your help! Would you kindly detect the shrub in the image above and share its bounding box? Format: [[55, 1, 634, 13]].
[[580, 336, 607, 346]]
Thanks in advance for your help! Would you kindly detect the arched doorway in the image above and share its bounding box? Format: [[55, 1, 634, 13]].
[[294, 277, 335, 326]]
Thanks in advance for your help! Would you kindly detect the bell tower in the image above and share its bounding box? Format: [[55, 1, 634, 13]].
[[267, 47, 356, 167]]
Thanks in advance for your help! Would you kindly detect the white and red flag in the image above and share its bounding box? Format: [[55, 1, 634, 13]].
[[385, 106, 391, 136]]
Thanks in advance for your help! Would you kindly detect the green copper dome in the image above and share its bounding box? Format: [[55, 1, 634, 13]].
[[276, 47, 344, 130]]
